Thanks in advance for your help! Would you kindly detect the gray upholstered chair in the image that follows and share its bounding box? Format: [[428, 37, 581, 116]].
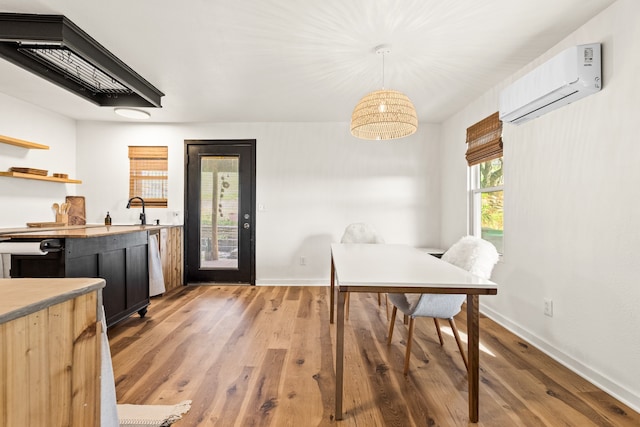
[[340, 223, 386, 318], [387, 236, 499, 374]]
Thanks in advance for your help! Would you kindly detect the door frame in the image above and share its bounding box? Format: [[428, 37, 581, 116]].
[[183, 139, 256, 284]]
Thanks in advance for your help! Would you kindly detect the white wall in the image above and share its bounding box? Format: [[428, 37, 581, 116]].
[[76, 121, 441, 284], [440, 0, 640, 411], [0, 93, 78, 227]]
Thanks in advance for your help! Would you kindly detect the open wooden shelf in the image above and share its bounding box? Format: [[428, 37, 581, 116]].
[[0, 134, 49, 150], [0, 171, 81, 184], [0, 134, 77, 183]]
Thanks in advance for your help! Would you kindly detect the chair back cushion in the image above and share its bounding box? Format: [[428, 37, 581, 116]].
[[340, 223, 385, 244], [441, 236, 499, 279]]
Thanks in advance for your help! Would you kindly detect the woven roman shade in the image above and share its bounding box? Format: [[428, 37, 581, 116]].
[[465, 112, 503, 166], [128, 146, 168, 208]]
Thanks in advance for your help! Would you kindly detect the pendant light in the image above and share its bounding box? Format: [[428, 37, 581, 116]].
[[350, 45, 418, 140]]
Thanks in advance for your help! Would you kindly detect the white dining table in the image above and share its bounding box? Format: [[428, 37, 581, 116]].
[[330, 243, 498, 423]]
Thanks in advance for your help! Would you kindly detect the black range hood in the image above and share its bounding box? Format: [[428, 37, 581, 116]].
[[0, 13, 164, 108]]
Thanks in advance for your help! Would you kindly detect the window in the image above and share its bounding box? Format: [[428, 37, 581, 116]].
[[466, 112, 503, 253], [128, 146, 168, 208]]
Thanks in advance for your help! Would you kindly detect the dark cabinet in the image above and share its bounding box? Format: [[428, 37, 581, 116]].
[[11, 231, 149, 327]]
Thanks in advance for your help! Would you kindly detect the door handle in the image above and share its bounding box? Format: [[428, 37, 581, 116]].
[[243, 223, 250, 229]]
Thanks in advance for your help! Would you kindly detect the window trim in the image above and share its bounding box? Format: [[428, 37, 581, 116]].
[[466, 112, 504, 254]]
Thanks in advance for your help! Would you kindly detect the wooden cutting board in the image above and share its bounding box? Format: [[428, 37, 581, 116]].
[[10, 167, 48, 176], [65, 196, 86, 225], [26, 222, 66, 228]]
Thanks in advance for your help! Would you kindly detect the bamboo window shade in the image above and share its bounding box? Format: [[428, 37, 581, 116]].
[[465, 112, 503, 166], [128, 146, 168, 208]]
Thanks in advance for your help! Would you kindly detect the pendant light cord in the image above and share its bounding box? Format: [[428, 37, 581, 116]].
[[381, 52, 386, 89]]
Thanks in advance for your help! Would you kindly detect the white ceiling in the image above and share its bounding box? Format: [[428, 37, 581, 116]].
[[0, 0, 616, 124]]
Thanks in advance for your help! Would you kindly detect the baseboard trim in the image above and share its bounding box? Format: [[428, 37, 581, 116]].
[[481, 305, 639, 413], [256, 279, 327, 286]]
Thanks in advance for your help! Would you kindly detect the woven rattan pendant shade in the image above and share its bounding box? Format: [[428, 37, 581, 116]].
[[350, 89, 418, 140], [350, 45, 418, 141]]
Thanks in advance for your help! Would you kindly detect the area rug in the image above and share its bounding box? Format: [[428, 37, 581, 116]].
[[117, 400, 192, 427]]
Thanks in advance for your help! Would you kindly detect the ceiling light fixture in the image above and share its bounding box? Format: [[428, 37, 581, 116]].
[[114, 108, 151, 120], [350, 45, 418, 140], [0, 13, 164, 108]]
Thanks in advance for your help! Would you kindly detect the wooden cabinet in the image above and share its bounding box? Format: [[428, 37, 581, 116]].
[[0, 278, 104, 426], [150, 226, 183, 293], [10, 231, 149, 327], [160, 226, 183, 292]]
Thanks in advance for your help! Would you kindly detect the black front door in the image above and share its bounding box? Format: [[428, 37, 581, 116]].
[[185, 140, 256, 283]]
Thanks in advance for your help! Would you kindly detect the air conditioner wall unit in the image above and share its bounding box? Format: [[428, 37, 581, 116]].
[[499, 43, 601, 125]]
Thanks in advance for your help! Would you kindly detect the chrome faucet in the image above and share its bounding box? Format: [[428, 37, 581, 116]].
[[126, 196, 146, 225]]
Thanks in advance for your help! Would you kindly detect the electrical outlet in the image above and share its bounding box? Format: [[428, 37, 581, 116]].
[[299, 256, 306, 266], [544, 298, 553, 317]]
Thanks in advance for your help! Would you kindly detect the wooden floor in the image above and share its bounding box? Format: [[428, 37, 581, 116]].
[[108, 286, 639, 426]]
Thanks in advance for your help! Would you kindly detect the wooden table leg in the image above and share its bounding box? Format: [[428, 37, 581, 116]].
[[330, 255, 335, 324], [467, 294, 480, 423], [335, 290, 345, 420]]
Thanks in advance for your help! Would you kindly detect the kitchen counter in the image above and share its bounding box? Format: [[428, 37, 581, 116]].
[[0, 224, 167, 239], [2, 223, 184, 323], [0, 277, 105, 324], [0, 277, 104, 425], [0, 224, 102, 236], [6, 226, 154, 327]]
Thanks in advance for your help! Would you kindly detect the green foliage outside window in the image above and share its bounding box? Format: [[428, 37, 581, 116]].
[[480, 158, 503, 188], [481, 191, 503, 231], [479, 158, 503, 253]]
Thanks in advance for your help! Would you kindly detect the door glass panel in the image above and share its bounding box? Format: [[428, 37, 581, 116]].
[[200, 156, 239, 269]]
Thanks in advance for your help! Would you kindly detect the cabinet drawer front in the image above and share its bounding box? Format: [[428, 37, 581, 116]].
[[66, 231, 147, 258]]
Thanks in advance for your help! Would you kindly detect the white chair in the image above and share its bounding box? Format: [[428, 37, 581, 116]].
[[387, 236, 499, 375], [340, 223, 386, 318]]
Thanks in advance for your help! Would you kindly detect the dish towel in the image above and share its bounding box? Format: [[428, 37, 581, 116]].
[[0, 254, 10, 278], [117, 400, 192, 427], [101, 306, 119, 427], [148, 233, 166, 297]]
